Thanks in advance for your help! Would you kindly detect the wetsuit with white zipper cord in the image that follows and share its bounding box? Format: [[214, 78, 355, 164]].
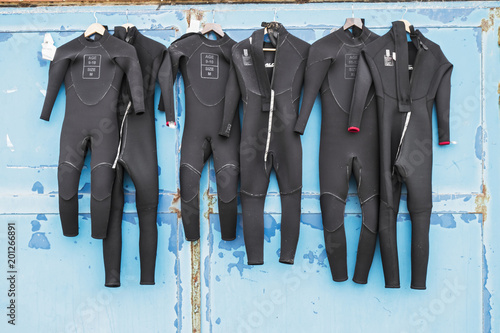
[[349, 21, 453, 289]]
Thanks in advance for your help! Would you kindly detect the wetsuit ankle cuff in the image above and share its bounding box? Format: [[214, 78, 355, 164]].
[[439, 141, 450, 145]]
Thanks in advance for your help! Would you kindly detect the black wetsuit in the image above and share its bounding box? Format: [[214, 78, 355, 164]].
[[102, 27, 174, 287], [40, 30, 145, 239], [220, 23, 309, 265], [161, 32, 240, 241], [349, 21, 452, 289], [294, 26, 379, 283]]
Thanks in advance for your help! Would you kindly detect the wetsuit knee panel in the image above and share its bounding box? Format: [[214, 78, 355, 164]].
[[58, 162, 81, 201], [180, 164, 201, 202], [216, 164, 239, 203], [320, 194, 346, 232], [91, 163, 115, 201], [360, 195, 379, 233]]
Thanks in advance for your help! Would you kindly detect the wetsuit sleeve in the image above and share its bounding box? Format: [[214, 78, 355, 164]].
[[219, 58, 241, 137], [434, 63, 453, 145], [114, 54, 145, 115], [293, 57, 330, 135], [348, 51, 373, 132], [157, 49, 176, 123], [40, 50, 71, 121]]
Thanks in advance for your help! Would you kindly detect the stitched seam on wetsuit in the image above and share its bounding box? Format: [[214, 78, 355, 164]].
[[218, 195, 237, 204], [70, 46, 116, 106], [240, 189, 267, 197], [59, 161, 81, 171], [180, 163, 202, 176], [215, 163, 239, 174], [280, 186, 302, 195], [286, 36, 305, 60], [320, 192, 346, 203], [181, 194, 199, 203], [360, 193, 379, 205], [187, 85, 225, 107], [91, 162, 113, 171]]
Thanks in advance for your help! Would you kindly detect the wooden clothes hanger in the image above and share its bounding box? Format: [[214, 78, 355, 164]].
[[84, 12, 105, 37], [122, 9, 135, 31], [343, 5, 363, 30], [201, 11, 225, 38]]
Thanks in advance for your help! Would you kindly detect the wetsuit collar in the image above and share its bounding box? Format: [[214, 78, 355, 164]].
[[391, 21, 412, 113], [336, 24, 372, 46], [196, 32, 230, 46], [113, 26, 139, 44], [249, 23, 289, 112], [79, 28, 111, 47]]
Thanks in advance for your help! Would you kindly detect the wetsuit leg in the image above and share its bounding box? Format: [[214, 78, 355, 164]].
[[58, 124, 87, 237], [379, 175, 403, 288], [212, 120, 240, 240], [103, 164, 124, 287], [320, 159, 350, 282], [273, 129, 303, 265], [398, 157, 433, 290], [180, 135, 212, 241], [351, 157, 379, 284], [240, 145, 271, 265], [89, 129, 118, 239]]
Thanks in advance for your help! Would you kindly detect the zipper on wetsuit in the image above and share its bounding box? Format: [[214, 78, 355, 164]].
[[393, 37, 424, 173], [264, 31, 280, 165], [112, 101, 132, 169]]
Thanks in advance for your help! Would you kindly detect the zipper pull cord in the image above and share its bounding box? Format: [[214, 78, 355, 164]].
[[264, 89, 275, 168], [112, 101, 132, 169]]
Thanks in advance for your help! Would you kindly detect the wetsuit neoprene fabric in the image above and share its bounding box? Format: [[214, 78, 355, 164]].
[[40, 30, 145, 239], [220, 23, 309, 265], [294, 25, 379, 283], [349, 21, 453, 289], [162, 32, 240, 241], [102, 26, 174, 287]]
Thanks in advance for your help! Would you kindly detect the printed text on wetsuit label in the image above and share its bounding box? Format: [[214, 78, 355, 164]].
[[344, 54, 359, 79], [6, 221, 16, 325], [82, 54, 101, 79], [200, 53, 219, 79]]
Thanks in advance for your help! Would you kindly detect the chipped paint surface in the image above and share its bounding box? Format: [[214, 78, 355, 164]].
[[0, 2, 499, 333]]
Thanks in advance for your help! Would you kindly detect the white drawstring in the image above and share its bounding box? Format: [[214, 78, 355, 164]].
[[112, 101, 132, 169], [264, 89, 275, 167]]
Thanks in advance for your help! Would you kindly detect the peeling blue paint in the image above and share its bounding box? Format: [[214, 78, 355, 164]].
[[175, 11, 184, 21], [264, 215, 278, 242], [37, 214, 47, 221], [158, 165, 161, 176], [475, 126, 482, 160], [460, 214, 478, 223], [37, 51, 49, 67], [59, 26, 76, 37], [431, 214, 456, 228], [215, 317, 221, 325], [123, 213, 138, 225], [159, 214, 182, 253], [473, 27, 482, 53], [300, 214, 323, 230], [215, 275, 220, 282], [483, 245, 492, 333], [31, 220, 41, 232], [303, 250, 327, 267], [218, 252, 224, 258], [417, 8, 475, 23], [227, 251, 253, 276], [32, 181, 44, 194], [28, 232, 51, 249], [0, 33, 13, 42]]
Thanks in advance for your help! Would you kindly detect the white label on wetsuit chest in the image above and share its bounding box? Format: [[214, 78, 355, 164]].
[[344, 54, 359, 79], [200, 53, 219, 79], [384, 49, 394, 67], [82, 54, 101, 79], [242, 49, 253, 66], [265, 63, 275, 68]]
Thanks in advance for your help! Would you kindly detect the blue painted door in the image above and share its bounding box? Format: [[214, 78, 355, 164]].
[[0, 2, 498, 332]]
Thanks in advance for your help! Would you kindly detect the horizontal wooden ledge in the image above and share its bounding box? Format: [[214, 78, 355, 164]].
[[0, 0, 482, 8]]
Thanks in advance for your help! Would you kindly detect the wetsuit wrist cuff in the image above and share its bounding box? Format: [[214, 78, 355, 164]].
[[134, 108, 145, 115], [348, 126, 360, 133], [439, 141, 450, 145], [40, 115, 50, 121], [293, 125, 305, 135]]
